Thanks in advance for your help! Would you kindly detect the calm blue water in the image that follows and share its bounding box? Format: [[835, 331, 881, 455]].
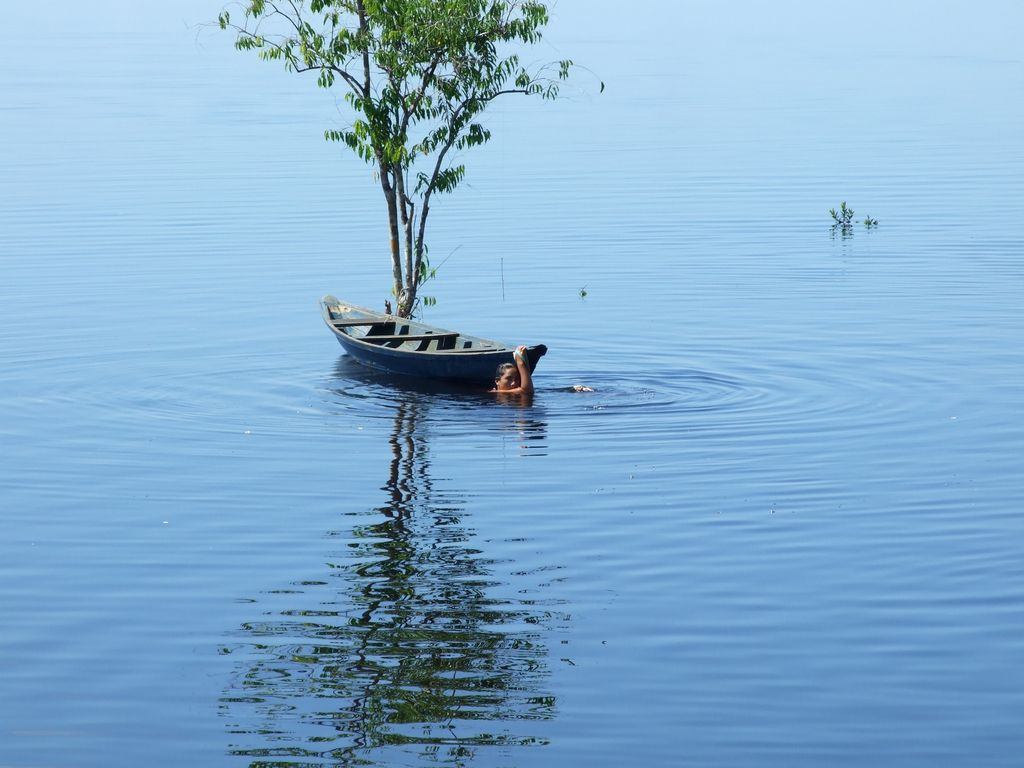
[[3, 2, 1023, 766]]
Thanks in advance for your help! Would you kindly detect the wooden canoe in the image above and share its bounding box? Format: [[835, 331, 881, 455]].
[[320, 295, 547, 384]]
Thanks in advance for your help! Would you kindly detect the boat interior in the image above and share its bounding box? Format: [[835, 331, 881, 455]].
[[326, 304, 498, 353]]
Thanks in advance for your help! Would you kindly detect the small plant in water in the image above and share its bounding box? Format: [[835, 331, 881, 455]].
[[830, 202, 878, 237], [830, 201, 855, 228]]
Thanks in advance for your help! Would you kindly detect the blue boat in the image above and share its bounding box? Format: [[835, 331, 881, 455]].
[[320, 295, 547, 384]]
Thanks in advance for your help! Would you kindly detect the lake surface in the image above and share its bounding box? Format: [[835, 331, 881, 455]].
[[2, 2, 1023, 766]]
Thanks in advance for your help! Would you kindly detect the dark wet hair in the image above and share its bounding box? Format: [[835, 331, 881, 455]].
[[494, 362, 516, 382]]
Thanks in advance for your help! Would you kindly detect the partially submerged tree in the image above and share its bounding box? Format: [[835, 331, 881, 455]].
[[219, 0, 573, 317]]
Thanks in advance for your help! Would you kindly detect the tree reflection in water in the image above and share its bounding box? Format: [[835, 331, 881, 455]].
[[222, 396, 559, 766]]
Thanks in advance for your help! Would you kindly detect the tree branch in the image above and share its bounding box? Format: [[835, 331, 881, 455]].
[[355, 0, 372, 98]]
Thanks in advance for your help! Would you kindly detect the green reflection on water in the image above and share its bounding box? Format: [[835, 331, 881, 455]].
[[223, 398, 560, 766]]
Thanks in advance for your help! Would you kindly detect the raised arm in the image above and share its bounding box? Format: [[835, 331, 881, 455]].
[[513, 345, 534, 395]]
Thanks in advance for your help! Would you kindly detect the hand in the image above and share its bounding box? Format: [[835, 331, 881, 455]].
[[514, 345, 527, 361]]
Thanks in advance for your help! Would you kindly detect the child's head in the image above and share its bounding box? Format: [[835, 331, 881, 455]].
[[494, 362, 519, 391]]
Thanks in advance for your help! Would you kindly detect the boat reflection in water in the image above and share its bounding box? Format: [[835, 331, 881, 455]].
[[222, 377, 559, 766]]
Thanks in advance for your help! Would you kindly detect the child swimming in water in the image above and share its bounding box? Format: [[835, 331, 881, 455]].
[[491, 345, 593, 395], [492, 345, 534, 395]]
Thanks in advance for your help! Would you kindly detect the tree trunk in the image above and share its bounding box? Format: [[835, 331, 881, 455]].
[[413, 191, 432, 292], [377, 162, 405, 316], [394, 164, 417, 317]]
